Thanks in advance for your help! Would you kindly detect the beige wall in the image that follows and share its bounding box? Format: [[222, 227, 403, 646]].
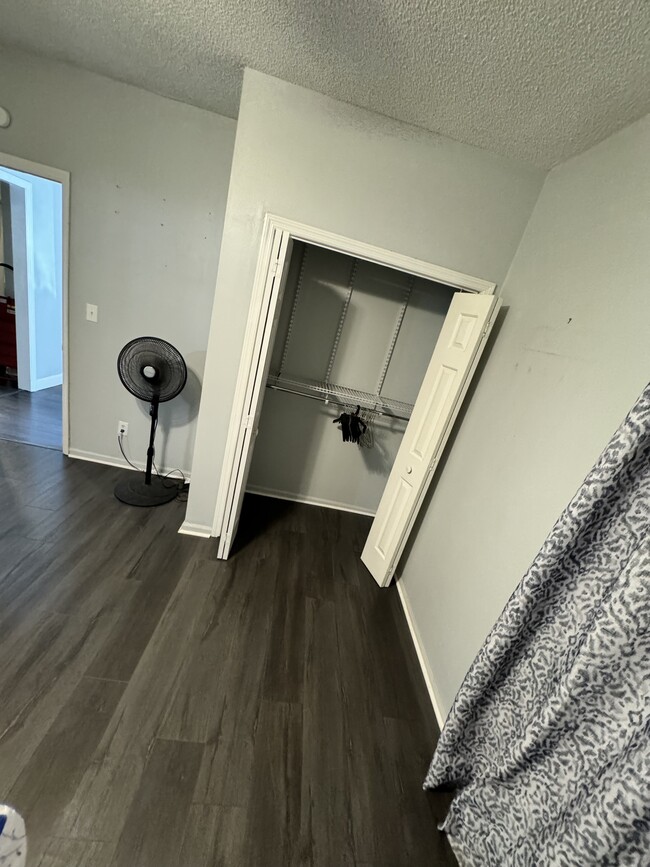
[[0, 46, 236, 472], [400, 114, 650, 720], [186, 69, 544, 529]]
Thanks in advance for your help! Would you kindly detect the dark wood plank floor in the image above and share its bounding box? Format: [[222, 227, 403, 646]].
[[0, 384, 62, 450], [0, 440, 456, 867]]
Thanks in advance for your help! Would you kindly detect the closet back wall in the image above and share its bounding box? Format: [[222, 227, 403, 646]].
[[186, 69, 546, 530], [249, 243, 454, 513]]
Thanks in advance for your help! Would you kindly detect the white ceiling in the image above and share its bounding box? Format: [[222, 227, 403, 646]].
[[1, 0, 648, 168]]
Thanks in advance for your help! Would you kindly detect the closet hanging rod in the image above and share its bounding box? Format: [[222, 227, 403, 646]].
[[266, 375, 413, 422]]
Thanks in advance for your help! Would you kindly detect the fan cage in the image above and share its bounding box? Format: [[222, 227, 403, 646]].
[[117, 336, 187, 403]]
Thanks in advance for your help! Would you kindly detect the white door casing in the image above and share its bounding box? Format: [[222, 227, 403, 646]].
[[216, 228, 293, 558], [0, 151, 70, 453], [209, 213, 497, 557], [361, 291, 500, 587]]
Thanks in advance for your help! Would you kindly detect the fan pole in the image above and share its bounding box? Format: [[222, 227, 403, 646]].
[[145, 396, 159, 486]]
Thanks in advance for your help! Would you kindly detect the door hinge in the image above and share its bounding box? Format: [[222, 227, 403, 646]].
[[271, 258, 281, 276], [243, 414, 255, 430]]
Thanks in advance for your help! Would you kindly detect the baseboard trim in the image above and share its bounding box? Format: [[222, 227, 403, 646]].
[[396, 580, 446, 731], [178, 521, 213, 538], [34, 373, 63, 390], [246, 485, 376, 517], [68, 448, 191, 481]]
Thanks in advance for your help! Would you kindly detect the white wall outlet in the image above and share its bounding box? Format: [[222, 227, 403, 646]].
[[86, 303, 98, 322], [118, 420, 128, 436]]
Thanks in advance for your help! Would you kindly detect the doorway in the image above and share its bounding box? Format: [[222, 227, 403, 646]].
[[215, 215, 499, 585], [0, 153, 69, 452]]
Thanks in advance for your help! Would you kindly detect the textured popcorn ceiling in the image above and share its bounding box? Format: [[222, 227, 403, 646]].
[[0, 0, 648, 167]]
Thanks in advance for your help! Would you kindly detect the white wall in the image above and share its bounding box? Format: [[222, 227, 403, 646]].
[[186, 69, 545, 529], [0, 45, 235, 470], [399, 113, 650, 721], [249, 242, 455, 513]]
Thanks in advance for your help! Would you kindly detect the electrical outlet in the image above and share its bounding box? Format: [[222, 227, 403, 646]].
[[86, 303, 98, 323], [118, 420, 128, 437]]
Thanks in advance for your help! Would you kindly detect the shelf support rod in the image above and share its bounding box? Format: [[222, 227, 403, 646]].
[[375, 274, 414, 397], [324, 258, 358, 384], [277, 243, 308, 378]]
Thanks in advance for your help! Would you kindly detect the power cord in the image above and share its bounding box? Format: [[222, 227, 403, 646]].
[[153, 460, 189, 500], [117, 432, 189, 502], [118, 433, 142, 472]]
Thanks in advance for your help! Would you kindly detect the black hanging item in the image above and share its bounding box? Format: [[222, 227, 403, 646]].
[[349, 406, 367, 443], [333, 410, 350, 442], [333, 405, 367, 444], [114, 336, 187, 507]]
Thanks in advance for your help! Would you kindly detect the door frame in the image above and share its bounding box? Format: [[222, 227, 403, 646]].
[[0, 150, 71, 454], [212, 213, 496, 540]]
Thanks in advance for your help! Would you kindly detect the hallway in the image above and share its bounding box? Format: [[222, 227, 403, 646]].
[[0, 384, 61, 450]]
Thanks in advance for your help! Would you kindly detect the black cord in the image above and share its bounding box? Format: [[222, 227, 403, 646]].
[[153, 459, 186, 488], [118, 431, 188, 502], [118, 433, 142, 472]]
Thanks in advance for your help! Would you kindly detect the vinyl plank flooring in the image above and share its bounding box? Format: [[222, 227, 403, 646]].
[[335, 589, 401, 865], [109, 738, 203, 867], [300, 596, 356, 867], [60, 557, 214, 843], [177, 804, 246, 867], [0, 531, 47, 581], [36, 838, 109, 867], [191, 538, 279, 807], [0, 385, 62, 450], [7, 676, 126, 866], [0, 604, 130, 793], [244, 700, 303, 867], [0, 443, 457, 867], [382, 715, 457, 865], [156, 559, 245, 744], [85, 527, 198, 681], [262, 533, 307, 704]]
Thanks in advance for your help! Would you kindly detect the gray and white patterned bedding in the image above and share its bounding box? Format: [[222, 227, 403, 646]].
[[425, 383, 650, 866]]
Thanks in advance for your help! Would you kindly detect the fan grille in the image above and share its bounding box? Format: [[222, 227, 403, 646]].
[[117, 337, 187, 403]]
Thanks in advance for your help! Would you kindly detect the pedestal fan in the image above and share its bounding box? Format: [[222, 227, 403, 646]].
[[114, 336, 187, 507]]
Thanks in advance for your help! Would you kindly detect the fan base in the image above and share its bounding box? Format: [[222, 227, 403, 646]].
[[114, 474, 180, 507]]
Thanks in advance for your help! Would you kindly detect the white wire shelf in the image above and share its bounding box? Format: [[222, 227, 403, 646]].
[[266, 374, 413, 421]]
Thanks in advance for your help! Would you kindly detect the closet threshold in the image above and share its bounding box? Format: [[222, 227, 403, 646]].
[[266, 375, 413, 421]]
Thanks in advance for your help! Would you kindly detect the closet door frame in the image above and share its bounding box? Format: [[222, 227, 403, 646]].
[[212, 213, 496, 550]]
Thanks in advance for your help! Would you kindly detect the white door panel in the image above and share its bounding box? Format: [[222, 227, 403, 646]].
[[361, 292, 499, 586], [217, 229, 293, 558]]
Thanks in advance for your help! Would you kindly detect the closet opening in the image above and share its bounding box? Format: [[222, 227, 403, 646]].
[[214, 216, 499, 586], [249, 241, 455, 514]]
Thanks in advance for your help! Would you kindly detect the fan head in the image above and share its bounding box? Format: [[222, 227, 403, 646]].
[[117, 337, 187, 403]]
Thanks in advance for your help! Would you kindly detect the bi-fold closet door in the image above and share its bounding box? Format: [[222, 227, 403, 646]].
[[215, 222, 499, 585]]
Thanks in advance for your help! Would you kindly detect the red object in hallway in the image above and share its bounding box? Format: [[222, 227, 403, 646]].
[[0, 296, 18, 372]]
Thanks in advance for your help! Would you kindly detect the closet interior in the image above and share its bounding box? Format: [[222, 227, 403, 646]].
[[247, 241, 457, 515]]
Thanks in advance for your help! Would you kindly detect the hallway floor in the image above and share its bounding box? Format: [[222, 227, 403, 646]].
[[0, 440, 456, 867], [0, 383, 62, 450]]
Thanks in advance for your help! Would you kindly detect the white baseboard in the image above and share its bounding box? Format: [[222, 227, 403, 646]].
[[68, 447, 191, 481], [246, 485, 376, 517], [396, 580, 446, 731], [34, 373, 63, 390], [178, 521, 213, 538]]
